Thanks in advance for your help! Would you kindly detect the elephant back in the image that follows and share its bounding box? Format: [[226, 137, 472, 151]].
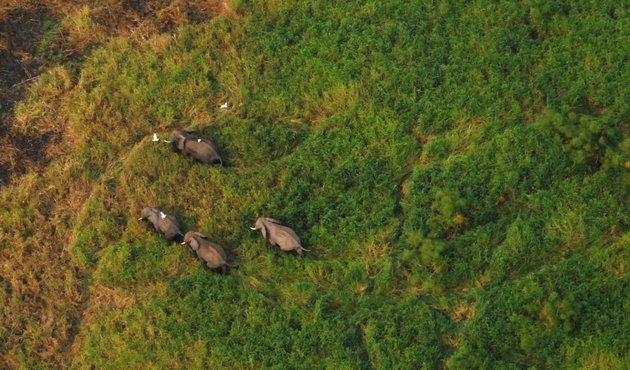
[[207, 240, 228, 261], [197, 242, 227, 268], [185, 139, 222, 164], [158, 216, 182, 240], [271, 224, 301, 247]]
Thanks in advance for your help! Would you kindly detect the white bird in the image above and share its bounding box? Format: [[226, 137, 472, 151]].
[[152, 133, 160, 142], [159, 212, 167, 219], [220, 102, 229, 109]]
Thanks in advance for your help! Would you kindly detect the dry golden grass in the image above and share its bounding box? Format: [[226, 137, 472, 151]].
[[578, 350, 623, 370], [450, 301, 476, 322], [0, 202, 87, 367], [84, 284, 134, 314], [0, 0, 39, 20], [359, 241, 392, 263], [475, 272, 493, 288], [61, 5, 106, 51], [444, 334, 463, 348], [1, 0, 231, 188], [0, 31, 8, 49]]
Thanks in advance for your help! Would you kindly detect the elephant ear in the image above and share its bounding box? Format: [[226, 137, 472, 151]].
[[178, 133, 188, 150], [265, 217, 282, 224], [189, 237, 200, 251], [193, 232, 208, 239], [261, 224, 269, 240], [170, 131, 187, 151], [180, 127, 196, 133]]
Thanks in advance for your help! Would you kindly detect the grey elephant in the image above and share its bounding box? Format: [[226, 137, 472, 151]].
[[250, 217, 309, 255], [165, 128, 223, 165], [181, 231, 231, 274], [138, 207, 183, 241]]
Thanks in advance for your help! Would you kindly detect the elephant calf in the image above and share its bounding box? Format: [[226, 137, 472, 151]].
[[250, 217, 309, 255], [138, 207, 183, 241], [166, 128, 223, 165], [182, 231, 231, 274]]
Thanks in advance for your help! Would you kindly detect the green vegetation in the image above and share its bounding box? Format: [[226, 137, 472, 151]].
[[1, 0, 628, 368]]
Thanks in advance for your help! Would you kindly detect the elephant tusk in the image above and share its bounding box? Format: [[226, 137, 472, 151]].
[[250, 227, 257, 230], [138, 217, 143, 220], [180, 242, 186, 245], [162, 140, 172, 143]]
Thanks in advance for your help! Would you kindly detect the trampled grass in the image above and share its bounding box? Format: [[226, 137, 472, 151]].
[[1, 0, 628, 368]]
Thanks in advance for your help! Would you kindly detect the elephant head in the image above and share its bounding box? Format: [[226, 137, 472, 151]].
[[163, 127, 223, 165], [251, 217, 279, 240], [165, 128, 195, 152], [181, 231, 231, 274], [250, 217, 309, 255], [182, 231, 208, 251], [139, 207, 160, 224], [139, 207, 183, 241]]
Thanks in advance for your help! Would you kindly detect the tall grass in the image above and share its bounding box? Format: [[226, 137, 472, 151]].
[[1, 0, 628, 368]]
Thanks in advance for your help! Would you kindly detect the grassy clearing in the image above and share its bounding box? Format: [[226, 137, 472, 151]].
[[1, 0, 629, 368]]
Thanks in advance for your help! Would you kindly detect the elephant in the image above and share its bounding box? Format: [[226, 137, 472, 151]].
[[250, 217, 309, 255], [181, 231, 231, 274], [138, 207, 183, 241], [165, 128, 223, 165], [167, 128, 195, 152]]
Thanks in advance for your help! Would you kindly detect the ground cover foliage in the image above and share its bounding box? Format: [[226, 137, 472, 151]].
[[0, 0, 226, 184], [0, 0, 628, 368]]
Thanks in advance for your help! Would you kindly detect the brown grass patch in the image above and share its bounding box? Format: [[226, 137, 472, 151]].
[[84, 284, 134, 315], [450, 301, 476, 322], [444, 334, 463, 348], [475, 272, 493, 288]]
